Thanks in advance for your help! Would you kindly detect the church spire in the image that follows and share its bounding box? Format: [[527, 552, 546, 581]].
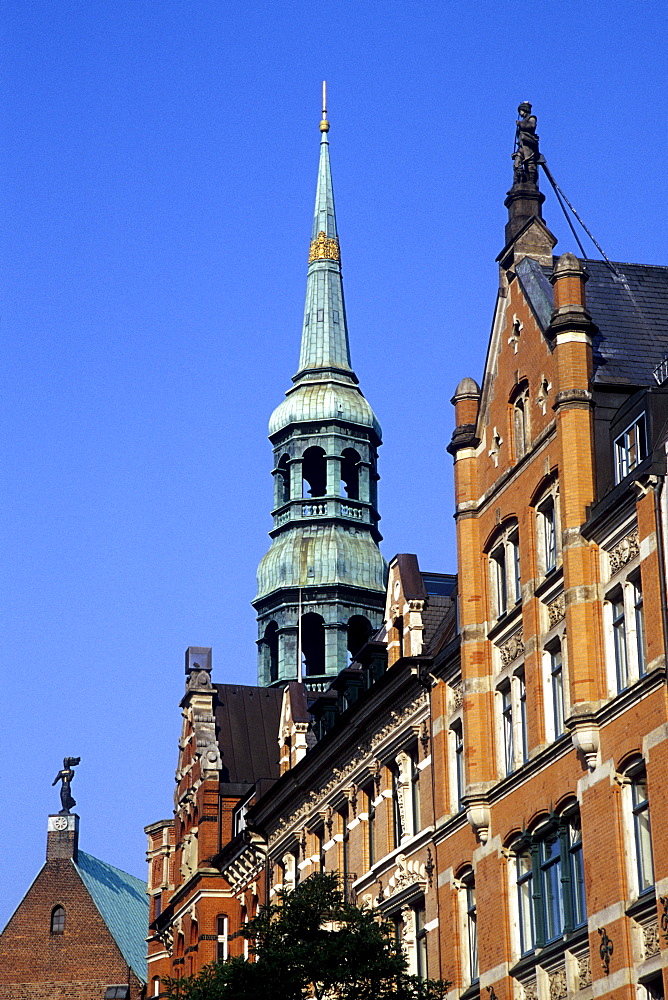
[[254, 88, 386, 689], [295, 84, 354, 383]]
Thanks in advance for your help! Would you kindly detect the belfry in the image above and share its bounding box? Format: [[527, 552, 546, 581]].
[[254, 88, 387, 689]]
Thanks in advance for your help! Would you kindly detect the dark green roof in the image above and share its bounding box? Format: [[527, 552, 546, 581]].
[[75, 850, 148, 983]]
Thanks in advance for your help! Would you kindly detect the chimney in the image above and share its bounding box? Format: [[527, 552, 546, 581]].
[[47, 813, 79, 861]]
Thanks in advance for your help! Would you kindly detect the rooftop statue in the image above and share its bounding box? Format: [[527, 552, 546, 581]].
[[52, 756, 81, 814], [513, 102, 541, 185]]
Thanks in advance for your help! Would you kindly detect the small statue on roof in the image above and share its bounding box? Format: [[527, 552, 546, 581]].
[[52, 756, 81, 814], [513, 102, 541, 185]]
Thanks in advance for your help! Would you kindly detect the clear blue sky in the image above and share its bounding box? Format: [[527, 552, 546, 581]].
[[1, 0, 666, 929]]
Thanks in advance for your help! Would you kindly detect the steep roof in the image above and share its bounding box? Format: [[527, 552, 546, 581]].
[[214, 684, 283, 786], [74, 851, 148, 983], [516, 256, 668, 387]]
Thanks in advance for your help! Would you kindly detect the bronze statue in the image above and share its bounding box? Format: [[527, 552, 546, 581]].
[[52, 756, 81, 814], [513, 102, 540, 184]]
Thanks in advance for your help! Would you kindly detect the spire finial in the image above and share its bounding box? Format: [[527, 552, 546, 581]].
[[320, 80, 329, 133]]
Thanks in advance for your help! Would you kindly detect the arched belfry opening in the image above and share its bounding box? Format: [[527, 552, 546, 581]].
[[301, 613, 326, 676], [277, 455, 290, 504], [302, 447, 326, 498], [264, 621, 279, 683], [341, 448, 360, 500], [347, 615, 372, 660]]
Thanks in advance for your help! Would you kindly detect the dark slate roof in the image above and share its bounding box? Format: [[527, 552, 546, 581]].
[[214, 684, 283, 786], [517, 256, 668, 387], [75, 851, 148, 983]]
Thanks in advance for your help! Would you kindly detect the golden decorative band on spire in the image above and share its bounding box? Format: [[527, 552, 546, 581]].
[[309, 231, 340, 263]]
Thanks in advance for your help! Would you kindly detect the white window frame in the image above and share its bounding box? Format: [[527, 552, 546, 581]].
[[614, 413, 647, 483], [603, 574, 646, 695], [496, 669, 528, 777], [620, 760, 655, 900], [543, 639, 567, 742], [216, 914, 228, 963], [489, 522, 521, 619], [538, 495, 558, 575]]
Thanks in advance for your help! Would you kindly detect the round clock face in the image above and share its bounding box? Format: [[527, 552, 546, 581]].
[[53, 816, 68, 830]]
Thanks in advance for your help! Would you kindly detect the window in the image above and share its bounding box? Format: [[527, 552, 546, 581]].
[[521, 812, 587, 947], [539, 496, 557, 574], [152, 977, 161, 997], [392, 766, 404, 847], [365, 783, 375, 867], [631, 769, 654, 893], [410, 747, 421, 836], [502, 684, 514, 775], [549, 642, 565, 738], [339, 806, 350, 890], [104, 990, 129, 1000], [216, 915, 228, 962], [634, 578, 646, 675], [615, 414, 647, 483], [515, 849, 534, 955], [452, 721, 465, 811], [415, 899, 428, 980], [489, 522, 521, 618], [50, 905, 65, 934], [512, 382, 530, 460], [611, 592, 629, 690], [518, 671, 529, 764], [463, 871, 478, 983], [491, 544, 508, 617], [316, 825, 326, 872], [606, 575, 646, 693]]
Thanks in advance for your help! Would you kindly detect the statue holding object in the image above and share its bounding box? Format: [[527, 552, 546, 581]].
[[513, 102, 541, 185], [52, 756, 81, 814]]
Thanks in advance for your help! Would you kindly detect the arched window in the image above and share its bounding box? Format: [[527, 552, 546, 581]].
[[302, 447, 326, 498], [277, 455, 290, 504], [347, 615, 372, 660], [301, 612, 325, 675], [152, 977, 161, 997], [50, 905, 65, 934], [340, 448, 360, 500], [511, 381, 530, 460], [264, 621, 279, 683]]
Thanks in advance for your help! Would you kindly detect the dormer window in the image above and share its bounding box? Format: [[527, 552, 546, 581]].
[[614, 413, 646, 483]]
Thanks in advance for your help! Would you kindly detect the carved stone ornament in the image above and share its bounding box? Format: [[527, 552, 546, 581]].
[[577, 953, 591, 989], [267, 691, 429, 847], [308, 231, 340, 263], [522, 981, 538, 1000], [608, 527, 639, 575], [547, 593, 565, 628], [383, 853, 427, 899], [451, 681, 463, 712], [425, 847, 435, 887], [548, 968, 567, 1000], [660, 895, 668, 942], [500, 628, 524, 666], [598, 927, 613, 975], [643, 920, 660, 959]]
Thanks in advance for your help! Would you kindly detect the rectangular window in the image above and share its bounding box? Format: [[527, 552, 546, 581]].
[[568, 818, 586, 928], [615, 414, 647, 483], [453, 722, 465, 811], [516, 851, 534, 955], [550, 643, 565, 738], [340, 807, 349, 892], [415, 899, 428, 980], [466, 880, 478, 982], [632, 773, 654, 892], [316, 825, 326, 872], [511, 532, 521, 604], [365, 784, 375, 868], [539, 834, 564, 942], [411, 748, 421, 836], [612, 594, 629, 691], [529, 815, 587, 947], [634, 579, 646, 675], [519, 672, 529, 763], [540, 497, 557, 573], [392, 767, 403, 848], [492, 545, 508, 617], [502, 684, 514, 775], [216, 915, 228, 963]]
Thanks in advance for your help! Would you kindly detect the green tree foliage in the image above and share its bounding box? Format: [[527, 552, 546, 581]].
[[165, 872, 450, 1000]]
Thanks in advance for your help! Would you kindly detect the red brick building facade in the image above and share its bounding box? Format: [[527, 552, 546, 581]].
[[146, 104, 668, 1000]]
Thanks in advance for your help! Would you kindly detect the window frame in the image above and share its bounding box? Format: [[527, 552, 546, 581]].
[[524, 811, 587, 948], [50, 905, 66, 935], [629, 765, 654, 895], [614, 413, 647, 484]]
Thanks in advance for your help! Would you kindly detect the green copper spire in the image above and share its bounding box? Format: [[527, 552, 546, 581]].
[[254, 87, 386, 689], [295, 85, 353, 382]]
